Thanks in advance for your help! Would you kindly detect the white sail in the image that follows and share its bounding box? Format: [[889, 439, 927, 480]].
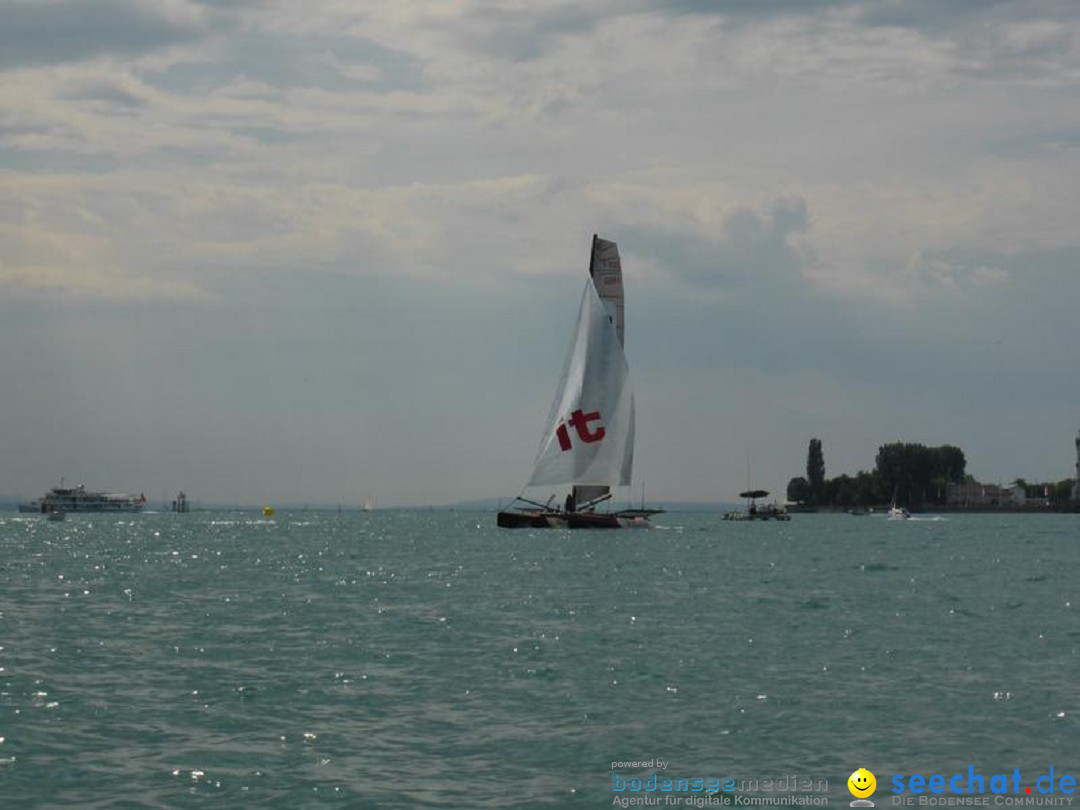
[[589, 235, 625, 346], [573, 235, 627, 505], [528, 279, 635, 488]]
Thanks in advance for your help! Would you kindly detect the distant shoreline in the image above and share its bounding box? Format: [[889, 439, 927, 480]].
[[792, 504, 1080, 514], [4, 500, 1077, 514]]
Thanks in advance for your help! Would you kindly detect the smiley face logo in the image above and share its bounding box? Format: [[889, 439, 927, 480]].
[[848, 769, 876, 798]]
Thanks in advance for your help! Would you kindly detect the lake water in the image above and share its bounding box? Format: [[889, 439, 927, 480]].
[[0, 510, 1076, 808]]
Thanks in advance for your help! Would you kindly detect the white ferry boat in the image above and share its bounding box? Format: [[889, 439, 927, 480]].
[[19, 482, 147, 514]]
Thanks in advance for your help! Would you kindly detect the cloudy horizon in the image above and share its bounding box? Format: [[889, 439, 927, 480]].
[[3, 0, 1080, 507]]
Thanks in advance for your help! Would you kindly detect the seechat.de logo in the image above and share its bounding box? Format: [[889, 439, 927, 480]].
[[891, 766, 1077, 800]]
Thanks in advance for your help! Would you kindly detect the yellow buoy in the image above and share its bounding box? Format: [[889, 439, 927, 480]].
[[263, 506, 275, 517]]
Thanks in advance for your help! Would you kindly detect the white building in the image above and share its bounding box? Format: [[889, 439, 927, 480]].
[[1003, 481, 1027, 506]]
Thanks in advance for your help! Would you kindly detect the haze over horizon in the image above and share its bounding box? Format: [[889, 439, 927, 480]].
[[4, 1, 1080, 507]]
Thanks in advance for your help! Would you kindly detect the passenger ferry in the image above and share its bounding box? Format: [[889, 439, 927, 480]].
[[18, 482, 147, 513]]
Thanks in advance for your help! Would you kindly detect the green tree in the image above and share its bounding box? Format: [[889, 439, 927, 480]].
[[787, 476, 811, 504], [853, 470, 882, 506], [934, 446, 967, 484], [807, 438, 826, 505], [1056, 480, 1074, 503], [827, 474, 856, 507], [875, 442, 967, 507]]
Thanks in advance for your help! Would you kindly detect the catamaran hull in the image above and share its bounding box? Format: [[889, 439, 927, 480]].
[[496, 510, 658, 529], [496, 511, 620, 528], [497, 510, 559, 528]]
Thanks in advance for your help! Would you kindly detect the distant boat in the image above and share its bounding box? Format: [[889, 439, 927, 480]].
[[887, 505, 910, 520], [887, 486, 909, 520], [19, 480, 146, 514], [263, 506, 275, 518], [497, 235, 663, 529], [363, 496, 375, 513], [723, 489, 791, 521]]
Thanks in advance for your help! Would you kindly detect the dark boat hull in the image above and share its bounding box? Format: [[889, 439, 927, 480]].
[[496, 510, 557, 528], [722, 507, 791, 521], [496, 508, 662, 529]]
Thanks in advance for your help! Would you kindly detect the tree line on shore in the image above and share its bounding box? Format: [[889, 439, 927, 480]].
[[786, 438, 1074, 509]]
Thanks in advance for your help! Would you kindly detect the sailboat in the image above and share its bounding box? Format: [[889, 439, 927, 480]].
[[887, 503, 910, 520], [887, 485, 910, 520], [497, 235, 664, 529]]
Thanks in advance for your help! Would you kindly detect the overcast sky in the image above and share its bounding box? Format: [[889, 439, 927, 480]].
[[3, 0, 1080, 507]]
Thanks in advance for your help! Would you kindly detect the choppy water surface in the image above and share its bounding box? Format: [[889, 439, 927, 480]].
[[0, 510, 1076, 807]]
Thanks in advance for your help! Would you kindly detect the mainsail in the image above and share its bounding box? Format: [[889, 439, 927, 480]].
[[572, 235, 626, 506], [589, 235, 625, 345], [527, 278, 635, 489]]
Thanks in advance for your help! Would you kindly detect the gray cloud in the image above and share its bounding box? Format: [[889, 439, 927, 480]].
[[190, 0, 259, 8], [0, 1, 205, 69], [654, 0, 854, 18], [0, 149, 119, 174], [452, 5, 603, 61], [148, 32, 425, 94], [635, 198, 812, 290], [857, 0, 1064, 30], [653, 0, 1080, 29], [62, 79, 148, 109]]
